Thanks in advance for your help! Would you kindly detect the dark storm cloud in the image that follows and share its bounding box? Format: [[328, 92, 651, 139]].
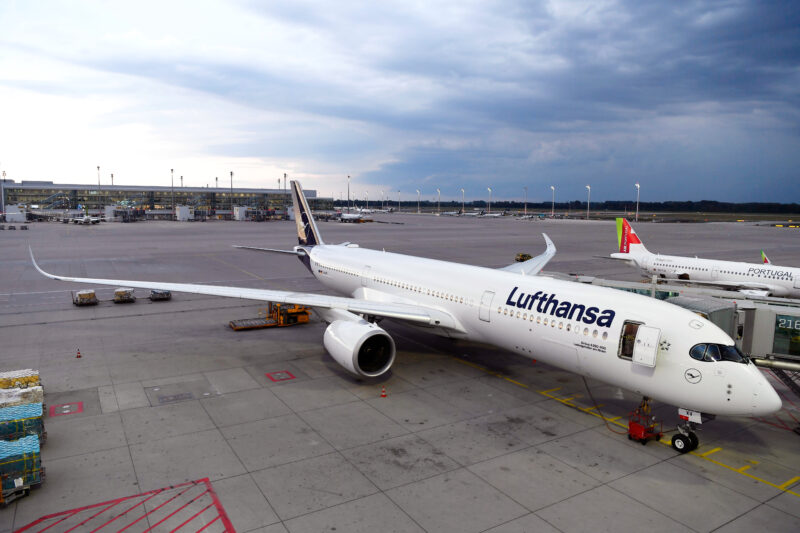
[[3, 1, 797, 201]]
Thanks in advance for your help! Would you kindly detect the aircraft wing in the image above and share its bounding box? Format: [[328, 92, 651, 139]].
[[499, 233, 556, 276], [29, 248, 462, 330]]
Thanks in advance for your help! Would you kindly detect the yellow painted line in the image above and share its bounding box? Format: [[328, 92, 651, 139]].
[[700, 447, 722, 457], [451, 357, 800, 498], [779, 476, 800, 490]]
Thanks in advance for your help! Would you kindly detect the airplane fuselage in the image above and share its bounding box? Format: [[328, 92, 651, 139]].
[[307, 244, 778, 417], [625, 252, 800, 297]]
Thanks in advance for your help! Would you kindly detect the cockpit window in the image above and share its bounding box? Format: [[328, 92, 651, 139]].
[[719, 344, 749, 364], [705, 344, 721, 362], [689, 344, 707, 361], [689, 343, 749, 364]]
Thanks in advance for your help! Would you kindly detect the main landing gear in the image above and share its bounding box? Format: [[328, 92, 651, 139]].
[[671, 408, 713, 454]]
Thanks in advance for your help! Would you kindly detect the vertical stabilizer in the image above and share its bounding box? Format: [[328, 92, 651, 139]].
[[291, 181, 324, 246], [761, 250, 770, 264], [615, 218, 648, 255]]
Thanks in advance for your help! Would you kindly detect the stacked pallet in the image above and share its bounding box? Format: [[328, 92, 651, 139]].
[[0, 436, 44, 505], [0, 403, 46, 443], [0, 369, 39, 389], [0, 370, 45, 506]]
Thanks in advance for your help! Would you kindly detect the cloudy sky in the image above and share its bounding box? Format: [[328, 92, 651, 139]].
[[1, 1, 798, 202]]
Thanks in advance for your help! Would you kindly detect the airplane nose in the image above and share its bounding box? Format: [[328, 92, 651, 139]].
[[753, 380, 783, 416]]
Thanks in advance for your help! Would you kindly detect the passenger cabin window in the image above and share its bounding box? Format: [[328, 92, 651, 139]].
[[618, 320, 642, 360], [689, 343, 749, 364]]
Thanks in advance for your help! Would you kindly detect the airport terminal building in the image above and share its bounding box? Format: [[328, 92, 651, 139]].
[[0, 180, 333, 219]]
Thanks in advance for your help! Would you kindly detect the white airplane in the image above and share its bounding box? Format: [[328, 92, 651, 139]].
[[611, 218, 800, 298], [440, 210, 461, 217], [338, 212, 366, 223], [72, 215, 100, 225], [30, 182, 782, 453]]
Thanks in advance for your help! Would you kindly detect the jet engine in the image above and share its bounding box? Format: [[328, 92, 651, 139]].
[[323, 319, 396, 377]]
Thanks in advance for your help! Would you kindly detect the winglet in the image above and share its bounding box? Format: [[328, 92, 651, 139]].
[[499, 233, 556, 275], [291, 181, 324, 246], [29, 247, 59, 280]]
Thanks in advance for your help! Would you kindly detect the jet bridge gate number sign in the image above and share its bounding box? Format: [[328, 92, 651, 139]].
[[773, 314, 800, 357]]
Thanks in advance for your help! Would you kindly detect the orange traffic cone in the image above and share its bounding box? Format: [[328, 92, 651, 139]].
[[76, 349, 82, 359], [380, 386, 387, 398]]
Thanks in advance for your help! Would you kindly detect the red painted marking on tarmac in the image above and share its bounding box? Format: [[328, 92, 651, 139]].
[[16, 478, 234, 533], [266, 370, 296, 382], [48, 402, 83, 417]]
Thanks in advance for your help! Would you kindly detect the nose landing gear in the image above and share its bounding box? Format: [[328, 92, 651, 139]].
[[672, 408, 713, 454]]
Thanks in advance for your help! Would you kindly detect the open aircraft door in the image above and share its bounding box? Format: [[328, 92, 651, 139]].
[[479, 291, 494, 322], [361, 266, 371, 287], [632, 325, 660, 367]]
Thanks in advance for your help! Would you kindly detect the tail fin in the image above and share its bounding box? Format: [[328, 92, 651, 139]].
[[291, 181, 324, 246], [615, 218, 648, 255], [761, 250, 770, 264]]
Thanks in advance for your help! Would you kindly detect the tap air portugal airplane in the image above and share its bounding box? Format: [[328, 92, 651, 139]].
[[611, 218, 800, 298], [30, 182, 781, 454]]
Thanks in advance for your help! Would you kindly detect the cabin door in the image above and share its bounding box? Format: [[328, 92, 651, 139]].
[[361, 266, 371, 287], [479, 291, 494, 322]]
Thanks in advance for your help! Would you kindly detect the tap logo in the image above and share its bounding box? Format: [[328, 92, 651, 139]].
[[505, 287, 616, 327]]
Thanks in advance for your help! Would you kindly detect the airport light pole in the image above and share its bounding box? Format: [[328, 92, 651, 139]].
[[585, 185, 591, 220], [216, 177, 218, 189], [1, 170, 5, 220], [170, 169, 174, 219], [550, 185, 555, 217], [635, 182, 640, 222], [437, 188, 440, 214], [347, 175, 351, 213], [397, 190, 400, 212], [97, 165, 101, 211], [523, 186, 527, 216], [487, 187, 492, 214], [230, 171, 233, 217], [180, 175, 183, 188], [460, 188, 465, 214], [381, 190, 384, 210], [416, 189, 420, 214], [366, 190, 369, 210]]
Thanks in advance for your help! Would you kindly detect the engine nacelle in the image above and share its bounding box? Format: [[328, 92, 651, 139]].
[[323, 319, 396, 377]]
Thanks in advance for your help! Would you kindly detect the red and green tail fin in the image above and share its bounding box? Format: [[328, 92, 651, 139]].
[[616, 218, 644, 254], [761, 250, 770, 264]]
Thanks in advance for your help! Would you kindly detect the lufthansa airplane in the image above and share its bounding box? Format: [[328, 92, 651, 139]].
[[611, 218, 800, 298], [31, 183, 782, 453]]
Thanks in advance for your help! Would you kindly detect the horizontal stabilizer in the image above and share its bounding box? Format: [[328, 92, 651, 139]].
[[233, 245, 305, 256]]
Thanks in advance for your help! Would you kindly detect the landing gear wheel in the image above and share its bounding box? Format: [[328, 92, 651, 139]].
[[671, 434, 691, 454], [687, 432, 699, 451]]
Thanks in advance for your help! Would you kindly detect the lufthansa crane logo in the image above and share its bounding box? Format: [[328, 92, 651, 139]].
[[684, 368, 702, 384]]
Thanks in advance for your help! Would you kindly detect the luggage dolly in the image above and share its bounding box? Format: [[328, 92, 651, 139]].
[[627, 397, 662, 445]]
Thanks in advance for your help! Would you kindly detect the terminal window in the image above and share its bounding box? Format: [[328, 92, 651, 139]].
[[772, 314, 800, 357]]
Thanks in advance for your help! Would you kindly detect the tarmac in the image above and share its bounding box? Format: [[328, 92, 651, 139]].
[[1, 214, 799, 532]]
